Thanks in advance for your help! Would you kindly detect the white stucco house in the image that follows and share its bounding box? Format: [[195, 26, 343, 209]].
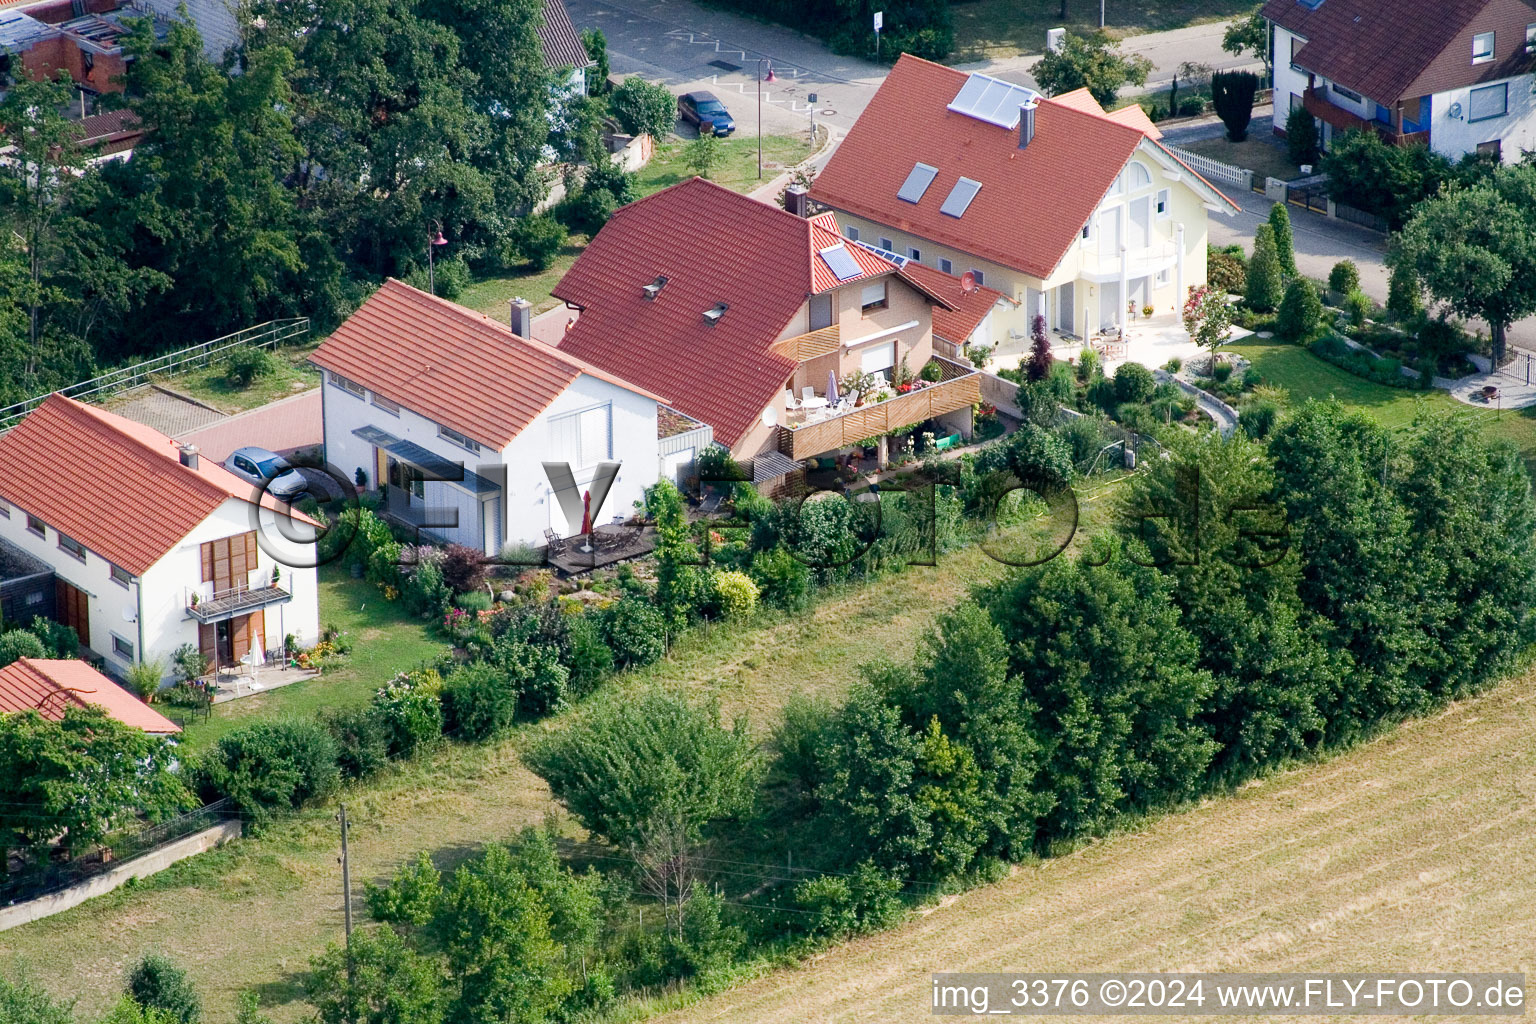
[[0, 394, 320, 681], [1267, 0, 1536, 164], [313, 279, 672, 553], [808, 56, 1238, 348]]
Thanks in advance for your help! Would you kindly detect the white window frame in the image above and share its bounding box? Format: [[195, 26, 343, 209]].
[[938, 258, 953, 274], [437, 424, 483, 454], [1474, 31, 1495, 63], [110, 563, 132, 588], [111, 633, 134, 662], [371, 393, 401, 416], [1470, 82, 1508, 122], [878, 237, 894, 252], [969, 269, 985, 287], [1156, 268, 1170, 286], [1330, 81, 1362, 103], [25, 514, 43, 538], [1155, 188, 1171, 219], [548, 403, 613, 470], [845, 226, 860, 242], [328, 370, 365, 398], [859, 341, 897, 376], [58, 533, 86, 562], [860, 280, 889, 313], [906, 246, 922, 262]]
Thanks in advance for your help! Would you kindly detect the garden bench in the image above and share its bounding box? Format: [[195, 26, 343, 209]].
[[933, 433, 962, 452], [543, 529, 567, 557]]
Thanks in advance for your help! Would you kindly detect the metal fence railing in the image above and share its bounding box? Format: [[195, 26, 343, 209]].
[[0, 318, 310, 432], [0, 798, 237, 905]]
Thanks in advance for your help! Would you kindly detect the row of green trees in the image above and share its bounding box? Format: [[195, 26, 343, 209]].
[[0, 0, 564, 405]]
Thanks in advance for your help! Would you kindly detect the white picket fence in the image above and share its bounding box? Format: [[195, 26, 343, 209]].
[[1163, 145, 1256, 192]]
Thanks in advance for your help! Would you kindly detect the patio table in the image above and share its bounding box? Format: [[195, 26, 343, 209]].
[[801, 395, 829, 410]]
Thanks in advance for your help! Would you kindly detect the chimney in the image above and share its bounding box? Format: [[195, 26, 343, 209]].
[[510, 296, 532, 338], [178, 443, 200, 470], [1019, 98, 1039, 149], [643, 274, 669, 300], [702, 302, 729, 327], [784, 184, 809, 218]]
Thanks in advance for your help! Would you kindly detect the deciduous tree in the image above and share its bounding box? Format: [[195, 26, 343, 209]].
[[1032, 32, 1152, 107]]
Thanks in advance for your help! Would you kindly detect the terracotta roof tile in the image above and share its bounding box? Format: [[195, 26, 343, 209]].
[[555, 178, 917, 449], [896, 259, 1010, 344], [538, 0, 592, 70], [311, 279, 665, 450], [0, 658, 180, 733], [810, 56, 1229, 281], [1262, 0, 1524, 102], [0, 395, 310, 575]]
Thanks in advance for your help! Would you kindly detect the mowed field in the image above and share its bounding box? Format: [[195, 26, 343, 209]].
[[652, 673, 1536, 1024]]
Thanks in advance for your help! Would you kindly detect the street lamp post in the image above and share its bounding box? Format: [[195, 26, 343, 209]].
[[754, 59, 776, 180], [427, 221, 448, 295]]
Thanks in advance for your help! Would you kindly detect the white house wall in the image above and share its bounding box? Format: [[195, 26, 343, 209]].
[[1430, 77, 1536, 161], [1272, 27, 1310, 117]]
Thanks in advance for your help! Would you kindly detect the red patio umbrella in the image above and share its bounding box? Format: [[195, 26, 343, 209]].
[[581, 489, 592, 536]]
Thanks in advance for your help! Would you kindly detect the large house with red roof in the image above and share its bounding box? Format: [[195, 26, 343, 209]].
[[810, 55, 1238, 347], [0, 658, 180, 735], [313, 279, 673, 552], [0, 395, 319, 682], [554, 177, 982, 467]]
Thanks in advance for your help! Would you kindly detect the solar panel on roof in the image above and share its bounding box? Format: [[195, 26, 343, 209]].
[[819, 244, 864, 281], [946, 73, 1040, 129], [939, 177, 983, 218], [896, 162, 939, 203]]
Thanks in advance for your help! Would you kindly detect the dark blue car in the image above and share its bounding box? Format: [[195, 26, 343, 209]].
[[678, 91, 736, 137]]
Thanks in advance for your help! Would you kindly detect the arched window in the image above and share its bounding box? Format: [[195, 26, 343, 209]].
[[1122, 161, 1153, 191]]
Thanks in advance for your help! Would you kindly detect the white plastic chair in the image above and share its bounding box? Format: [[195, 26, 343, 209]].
[[783, 389, 798, 410], [801, 386, 815, 402]]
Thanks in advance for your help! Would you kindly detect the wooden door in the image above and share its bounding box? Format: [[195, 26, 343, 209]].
[[201, 532, 258, 595], [199, 622, 216, 665], [54, 579, 90, 648], [249, 610, 265, 660], [231, 615, 250, 664]]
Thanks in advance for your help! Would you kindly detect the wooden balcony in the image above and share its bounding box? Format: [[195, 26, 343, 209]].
[[1302, 86, 1429, 147], [778, 356, 980, 460], [770, 324, 841, 362]]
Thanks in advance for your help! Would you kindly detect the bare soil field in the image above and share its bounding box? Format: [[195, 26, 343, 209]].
[[651, 670, 1536, 1023]]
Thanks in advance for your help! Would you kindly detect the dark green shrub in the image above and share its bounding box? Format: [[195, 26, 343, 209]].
[[1213, 362, 1233, 383], [1240, 399, 1281, 440], [491, 635, 569, 718], [1244, 223, 1283, 312], [791, 861, 904, 938], [1112, 361, 1155, 404], [1057, 413, 1111, 470], [454, 590, 492, 613], [442, 663, 518, 741], [696, 443, 742, 484], [1276, 279, 1325, 342], [610, 76, 676, 139], [1345, 287, 1372, 330], [749, 546, 813, 612], [508, 214, 567, 271], [27, 617, 78, 657], [602, 597, 666, 667], [556, 185, 617, 235], [0, 630, 46, 667], [1211, 70, 1258, 141], [1328, 260, 1360, 296], [201, 718, 341, 816], [1207, 246, 1246, 294], [225, 348, 278, 387], [1387, 260, 1423, 322], [563, 614, 614, 699], [126, 953, 201, 1024], [404, 561, 453, 619], [1178, 98, 1204, 117], [322, 706, 391, 780], [1284, 104, 1319, 166], [584, 160, 637, 207]]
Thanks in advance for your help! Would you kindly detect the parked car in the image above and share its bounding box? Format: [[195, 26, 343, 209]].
[[678, 91, 736, 136], [224, 446, 308, 501]]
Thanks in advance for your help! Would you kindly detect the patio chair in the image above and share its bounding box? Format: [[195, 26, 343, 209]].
[[783, 389, 798, 410], [801, 386, 815, 402], [543, 528, 567, 558]]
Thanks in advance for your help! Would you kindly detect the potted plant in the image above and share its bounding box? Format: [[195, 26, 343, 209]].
[[1142, 304, 1155, 318], [271, 564, 282, 586], [189, 591, 200, 608], [355, 466, 369, 493]]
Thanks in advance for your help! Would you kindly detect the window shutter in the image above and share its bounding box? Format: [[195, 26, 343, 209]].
[[201, 541, 214, 583], [579, 406, 611, 467], [549, 412, 580, 465]]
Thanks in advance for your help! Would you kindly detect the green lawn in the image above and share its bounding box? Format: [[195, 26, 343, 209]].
[[173, 563, 449, 752], [1183, 135, 1300, 185], [950, 0, 1256, 61], [634, 130, 818, 197], [1232, 337, 1536, 468], [457, 232, 590, 321], [152, 346, 321, 415]]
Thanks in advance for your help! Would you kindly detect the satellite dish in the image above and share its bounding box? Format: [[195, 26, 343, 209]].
[[1449, 102, 1464, 120], [762, 406, 777, 427], [960, 271, 977, 294], [121, 607, 137, 623]]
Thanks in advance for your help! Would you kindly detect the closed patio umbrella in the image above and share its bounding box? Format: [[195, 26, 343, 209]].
[[827, 370, 840, 406]]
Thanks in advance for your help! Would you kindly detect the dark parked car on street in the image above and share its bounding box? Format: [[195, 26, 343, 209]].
[[678, 91, 737, 136]]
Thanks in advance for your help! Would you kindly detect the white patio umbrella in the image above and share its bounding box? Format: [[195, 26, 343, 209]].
[[827, 370, 840, 406]]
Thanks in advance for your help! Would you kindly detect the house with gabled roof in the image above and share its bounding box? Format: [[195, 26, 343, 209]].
[[0, 658, 180, 734], [809, 55, 1238, 349], [537, 0, 594, 96], [313, 279, 673, 551], [1266, 0, 1536, 163], [0, 395, 319, 682], [553, 177, 982, 469]]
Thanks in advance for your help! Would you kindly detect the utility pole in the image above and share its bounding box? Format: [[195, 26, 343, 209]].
[[337, 804, 354, 960]]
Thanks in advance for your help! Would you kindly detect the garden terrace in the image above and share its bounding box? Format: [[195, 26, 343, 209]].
[[779, 356, 980, 461]]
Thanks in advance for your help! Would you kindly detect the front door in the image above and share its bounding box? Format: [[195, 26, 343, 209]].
[[1057, 282, 1074, 335], [215, 620, 235, 666], [54, 578, 90, 648]]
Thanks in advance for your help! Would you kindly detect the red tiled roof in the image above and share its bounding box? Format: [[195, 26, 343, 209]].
[[538, 0, 593, 70], [73, 108, 140, 146], [810, 56, 1230, 280], [555, 178, 932, 449], [0, 395, 312, 575], [311, 279, 666, 450], [0, 658, 180, 733], [1261, 0, 1527, 103], [896, 259, 1010, 345]]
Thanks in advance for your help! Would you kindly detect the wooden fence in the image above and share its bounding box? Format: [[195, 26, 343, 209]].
[[779, 358, 979, 460]]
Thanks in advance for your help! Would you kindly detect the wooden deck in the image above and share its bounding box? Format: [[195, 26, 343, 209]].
[[545, 525, 656, 575], [778, 357, 981, 460]]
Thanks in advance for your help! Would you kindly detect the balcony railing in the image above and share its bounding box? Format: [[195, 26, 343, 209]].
[[770, 324, 841, 362], [778, 356, 981, 460], [1302, 87, 1427, 147], [186, 572, 294, 623]]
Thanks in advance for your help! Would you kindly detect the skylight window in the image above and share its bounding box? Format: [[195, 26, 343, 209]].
[[939, 177, 983, 218], [818, 244, 864, 281], [897, 162, 939, 203]]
